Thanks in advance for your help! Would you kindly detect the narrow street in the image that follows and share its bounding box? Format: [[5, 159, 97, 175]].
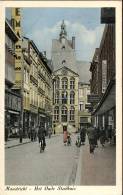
[[3, 7, 121, 195], [5, 134, 80, 185]]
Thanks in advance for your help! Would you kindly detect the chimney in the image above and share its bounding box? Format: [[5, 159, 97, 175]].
[[72, 36, 75, 49]]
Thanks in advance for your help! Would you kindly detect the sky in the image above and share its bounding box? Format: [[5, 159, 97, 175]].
[[7, 8, 105, 62]]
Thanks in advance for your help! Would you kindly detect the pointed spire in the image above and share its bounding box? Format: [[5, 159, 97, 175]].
[[59, 20, 67, 39]]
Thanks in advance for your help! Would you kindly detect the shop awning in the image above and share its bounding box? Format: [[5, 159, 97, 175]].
[[93, 79, 115, 115], [8, 110, 20, 114]]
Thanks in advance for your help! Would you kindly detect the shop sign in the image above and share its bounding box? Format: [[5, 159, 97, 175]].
[[102, 60, 107, 93], [7, 93, 21, 112], [80, 117, 88, 123]]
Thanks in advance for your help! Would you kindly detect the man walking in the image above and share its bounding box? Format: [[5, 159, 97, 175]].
[[80, 126, 86, 145], [87, 124, 96, 154], [38, 124, 46, 150]]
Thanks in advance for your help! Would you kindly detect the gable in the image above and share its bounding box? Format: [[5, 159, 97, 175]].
[[53, 66, 79, 77]]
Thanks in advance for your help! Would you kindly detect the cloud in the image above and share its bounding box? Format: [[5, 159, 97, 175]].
[[25, 20, 105, 61]]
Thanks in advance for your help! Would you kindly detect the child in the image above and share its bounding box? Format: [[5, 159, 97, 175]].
[[75, 134, 81, 147], [67, 132, 71, 146]]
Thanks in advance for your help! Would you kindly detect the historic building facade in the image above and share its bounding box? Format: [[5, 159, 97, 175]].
[[51, 21, 79, 133], [5, 18, 21, 140], [5, 8, 53, 138], [53, 67, 79, 133], [22, 37, 31, 135], [89, 8, 115, 140], [78, 82, 91, 129], [29, 40, 39, 131], [38, 52, 52, 133]]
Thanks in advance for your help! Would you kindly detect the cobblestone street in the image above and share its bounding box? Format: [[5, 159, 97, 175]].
[[5, 134, 80, 185], [5, 134, 116, 186], [80, 140, 116, 185]]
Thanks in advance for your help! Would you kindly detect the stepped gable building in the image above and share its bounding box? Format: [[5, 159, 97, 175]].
[[52, 20, 78, 74], [52, 20, 83, 133]]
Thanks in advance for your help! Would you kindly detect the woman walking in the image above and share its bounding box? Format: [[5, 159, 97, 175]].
[[63, 130, 68, 145]]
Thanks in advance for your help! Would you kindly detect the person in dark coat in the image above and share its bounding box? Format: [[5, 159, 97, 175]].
[[99, 128, 106, 147], [94, 127, 99, 147], [38, 125, 46, 149], [5, 126, 8, 142], [87, 124, 96, 153], [80, 127, 86, 145], [107, 126, 112, 144], [30, 128, 34, 142], [19, 124, 23, 143]]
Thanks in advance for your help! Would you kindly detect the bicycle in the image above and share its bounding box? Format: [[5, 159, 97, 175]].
[[67, 136, 71, 146], [75, 135, 81, 147], [39, 139, 46, 153]]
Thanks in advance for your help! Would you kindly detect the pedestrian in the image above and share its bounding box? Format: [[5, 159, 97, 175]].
[[113, 128, 116, 145], [86, 124, 96, 154], [5, 125, 8, 142], [80, 127, 86, 145], [30, 127, 34, 142], [34, 125, 38, 141], [67, 132, 71, 146], [54, 129, 56, 134], [94, 127, 99, 147], [48, 127, 52, 138], [99, 127, 106, 147], [107, 126, 112, 144], [38, 125, 46, 149], [19, 124, 23, 143], [63, 130, 68, 145]]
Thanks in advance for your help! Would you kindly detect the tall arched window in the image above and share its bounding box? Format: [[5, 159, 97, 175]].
[[62, 91, 68, 104], [70, 77, 75, 89], [61, 106, 67, 122], [54, 77, 60, 89], [54, 106, 59, 121], [62, 77, 68, 89], [55, 91, 59, 104], [70, 91, 75, 104], [70, 106, 75, 121]]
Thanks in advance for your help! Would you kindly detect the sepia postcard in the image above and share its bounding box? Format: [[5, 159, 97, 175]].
[[0, 1, 122, 195]]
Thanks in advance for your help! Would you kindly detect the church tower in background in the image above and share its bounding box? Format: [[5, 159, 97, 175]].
[[51, 20, 79, 133]]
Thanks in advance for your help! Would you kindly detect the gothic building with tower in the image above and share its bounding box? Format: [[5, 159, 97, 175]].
[[51, 20, 90, 133]]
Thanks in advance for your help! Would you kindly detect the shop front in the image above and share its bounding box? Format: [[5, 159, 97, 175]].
[[5, 89, 21, 140], [93, 80, 116, 143]]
